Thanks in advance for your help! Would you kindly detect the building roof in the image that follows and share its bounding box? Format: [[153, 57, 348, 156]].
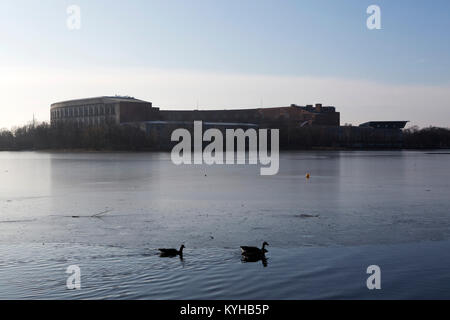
[[51, 96, 150, 108], [359, 121, 409, 129]]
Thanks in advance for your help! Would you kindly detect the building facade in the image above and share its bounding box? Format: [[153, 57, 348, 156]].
[[51, 96, 340, 128], [50, 96, 153, 127]]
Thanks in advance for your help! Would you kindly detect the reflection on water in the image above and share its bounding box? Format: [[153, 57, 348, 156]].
[[1, 242, 450, 299], [241, 255, 268, 267], [0, 151, 449, 299]]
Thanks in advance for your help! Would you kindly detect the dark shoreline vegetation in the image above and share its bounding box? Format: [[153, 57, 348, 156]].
[[1, 122, 449, 151]]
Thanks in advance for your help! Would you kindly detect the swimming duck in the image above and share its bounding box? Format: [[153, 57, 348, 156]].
[[241, 242, 269, 256], [158, 244, 185, 257]]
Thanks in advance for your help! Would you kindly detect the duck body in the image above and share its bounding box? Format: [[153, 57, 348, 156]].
[[240, 242, 269, 256], [158, 245, 185, 257]]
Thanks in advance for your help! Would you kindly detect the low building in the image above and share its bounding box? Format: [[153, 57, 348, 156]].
[[359, 121, 409, 129], [50, 97, 340, 128]]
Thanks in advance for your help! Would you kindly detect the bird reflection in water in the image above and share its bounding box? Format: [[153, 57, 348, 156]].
[[241, 254, 268, 267]]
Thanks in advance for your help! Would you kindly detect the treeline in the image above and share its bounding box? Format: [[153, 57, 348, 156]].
[[0, 122, 449, 151], [278, 125, 450, 149], [0, 122, 154, 151], [402, 126, 450, 149]]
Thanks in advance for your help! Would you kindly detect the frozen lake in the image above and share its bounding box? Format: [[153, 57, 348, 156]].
[[0, 151, 449, 299]]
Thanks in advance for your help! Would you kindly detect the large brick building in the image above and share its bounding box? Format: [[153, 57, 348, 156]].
[[50, 96, 340, 128], [50, 96, 154, 127]]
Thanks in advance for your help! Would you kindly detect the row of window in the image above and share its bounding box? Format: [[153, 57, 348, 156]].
[[51, 104, 116, 120], [52, 116, 116, 126]]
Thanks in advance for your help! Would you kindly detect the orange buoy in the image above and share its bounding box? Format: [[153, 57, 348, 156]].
[[306, 173, 311, 179]]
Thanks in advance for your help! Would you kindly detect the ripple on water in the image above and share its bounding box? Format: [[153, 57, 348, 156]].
[[1, 242, 450, 299]]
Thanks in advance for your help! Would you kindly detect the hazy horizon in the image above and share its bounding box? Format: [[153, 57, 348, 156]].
[[1, 0, 449, 129]]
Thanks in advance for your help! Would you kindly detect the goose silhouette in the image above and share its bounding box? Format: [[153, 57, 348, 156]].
[[240, 242, 269, 256], [158, 245, 185, 257]]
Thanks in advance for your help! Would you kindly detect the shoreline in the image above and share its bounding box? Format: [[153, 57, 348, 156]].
[[2, 147, 450, 153]]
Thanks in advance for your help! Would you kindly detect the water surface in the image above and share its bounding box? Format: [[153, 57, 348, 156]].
[[0, 151, 449, 299]]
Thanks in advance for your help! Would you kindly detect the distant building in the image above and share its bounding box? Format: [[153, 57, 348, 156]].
[[50, 96, 154, 127], [49, 97, 417, 149], [50, 97, 340, 128], [359, 121, 409, 130]]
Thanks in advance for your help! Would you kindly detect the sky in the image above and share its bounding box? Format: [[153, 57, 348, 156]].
[[1, 0, 449, 129]]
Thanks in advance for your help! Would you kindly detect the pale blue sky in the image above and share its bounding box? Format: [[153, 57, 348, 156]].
[[1, 0, 449, 128]]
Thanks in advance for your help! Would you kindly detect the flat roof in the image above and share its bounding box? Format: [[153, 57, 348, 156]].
[[359, 121, 409, 129], [51, 96, 150, 108]]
